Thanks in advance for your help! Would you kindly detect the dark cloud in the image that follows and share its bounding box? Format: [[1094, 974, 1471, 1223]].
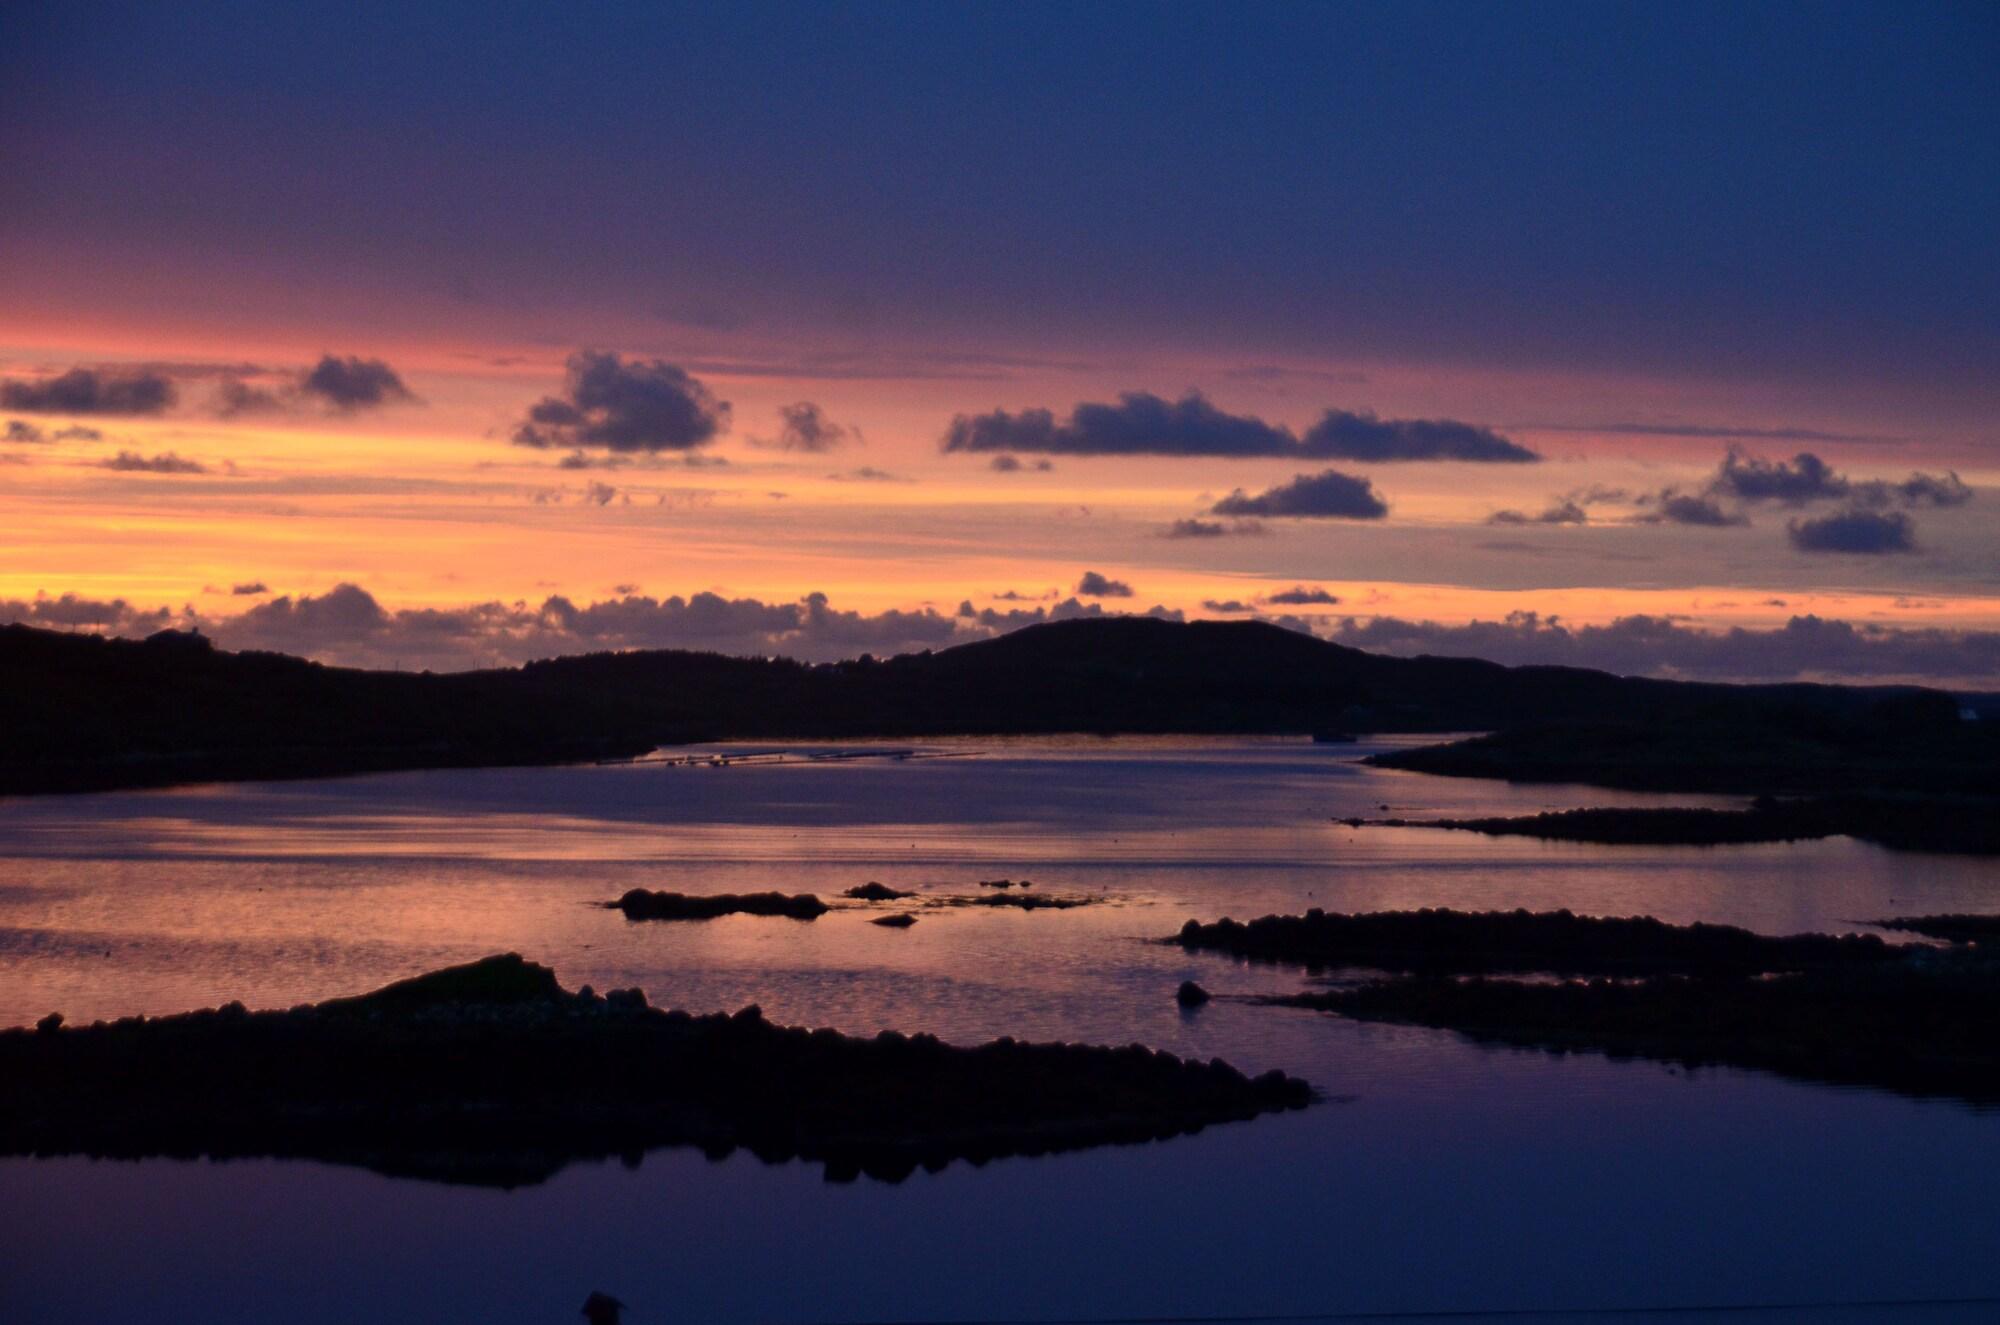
[[1710, 449, 1849, 505], [958, 597, 1184, 632], [1202, 599, 1254, 613], [201, 584, 979, 668], [1676, 447, 1973, 518], [99, 450, 207, 474], [213, 378, 287, 416], [5, 420, 46, 443], [231, 582, 269, 596], [1161, 517, 1266, 539], [55, 425, 103, 441], [1633, 492, 1749, 527], [1488, 500, 1587, 526], [1211, 469, 1388, 520], [1299, 410, 1537, 462], [827, 467, 906, 482], [1787, 508, 1915, 554], [764, 401, 856, 452], [582, 480, 621, 506], [1076, 571, 1134, 598], [0, 592, 177, 633], [298, 355, 417, 411], [513, 352, 730, 453], [1325, 611, 2000, 686], [943, 392, 1532, 462], [1882, 471, 1972, 509], [987, 453, 1054, 473], [1263, 586, 1340, 605], [1, 368, 175, 416]]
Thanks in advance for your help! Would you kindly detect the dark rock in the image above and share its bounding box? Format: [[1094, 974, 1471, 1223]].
[[843, 882, 913, 901], [613, 889, 828, 921], [1176, 981, 1211, 1007], [581, 1291, 625, 1324], [872, 913, 919, 928]]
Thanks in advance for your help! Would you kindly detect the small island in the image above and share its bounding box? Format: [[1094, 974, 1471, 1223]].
[[1173, 907, 2000, 1103], [1, 955, 1314, 1187]]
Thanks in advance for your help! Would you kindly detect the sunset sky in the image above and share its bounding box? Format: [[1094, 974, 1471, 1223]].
[[4, 2, 1996, 683]]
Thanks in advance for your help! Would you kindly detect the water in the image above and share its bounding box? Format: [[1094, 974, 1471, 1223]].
[[1, 736, 1996, 1324]]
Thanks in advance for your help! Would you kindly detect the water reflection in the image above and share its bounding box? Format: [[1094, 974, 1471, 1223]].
[[1, 738, 1996, 1322]]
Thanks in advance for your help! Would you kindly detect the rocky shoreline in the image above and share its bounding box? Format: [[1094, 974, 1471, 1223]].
[[2, 955, 1313, 1187]]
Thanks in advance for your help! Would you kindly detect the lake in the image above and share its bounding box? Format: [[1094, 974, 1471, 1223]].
[[2, 736, 1996, 1324]]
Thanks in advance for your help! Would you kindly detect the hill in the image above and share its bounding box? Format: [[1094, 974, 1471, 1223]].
[[0, 616, 1967, 795]]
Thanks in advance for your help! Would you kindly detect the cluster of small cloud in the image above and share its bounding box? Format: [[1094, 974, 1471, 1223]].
[[1211, 469, 1388, 520], [0, 581, 1188, 672], [1487, 451, 1973, 556], [10, 585, 2000, 687], [4, 419, 105, 443], [942, 391, 1537, 462], [955, 598, 1183, 630], [1, 368, 176, 415], [988, 454, 1054, 473], [1634, 449, 1971, 554], [757, 401, 857, 452], [514, 352, 731, 453], [99, 450, 207, 475], [216, 356, 419, 416], [1324, 611, 2000, 686], [1161, 517, 1267, 538]]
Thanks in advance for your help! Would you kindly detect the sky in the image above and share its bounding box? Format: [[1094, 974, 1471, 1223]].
[[3, 1, 1998, 684]]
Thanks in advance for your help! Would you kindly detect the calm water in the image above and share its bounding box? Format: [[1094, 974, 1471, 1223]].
[[2, 736, 1997, 1324]]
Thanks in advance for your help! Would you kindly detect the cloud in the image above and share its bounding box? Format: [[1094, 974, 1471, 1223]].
[[1298, 410, 1537, 462], [827, 466, 906, 482], [1880, 471, 1972, 509], [231, 582, 269, 596], [1202, 599, 1254, 613], [1527, 421, 1883, 444], [582, 480, 621, 506], [1633, 492, 1749, 527], [1262, 586, 1340, 605], [1161, 517, 1266, 538], [1710, 449, 1850, 505], [214, 355, 417, 416], [55, 425, 103, 441], [1787, 508, 1915, 554], [99, 450, 207, 474], [1076, 571, 1134, 598], [943, 391, 1533, 462], [1324, 611, 2000, 687], [761, 401, 856, 452], [2, 368, 175, 416], [1488, 500, 1587, 526], [0, 591, 177, 633], [212, 378, 288, 416], [988, 454, 1055, 473], [1211, 469, 1388, 519], [1658, 447, 1974, 519], [513, 351, 730, 453], [5, 420, 46, 444], [298, 355, 417, 411], [198, 584, 984, 669]]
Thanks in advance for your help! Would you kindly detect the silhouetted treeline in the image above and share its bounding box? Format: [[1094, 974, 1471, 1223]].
[[0, 616, 1971, 795]]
